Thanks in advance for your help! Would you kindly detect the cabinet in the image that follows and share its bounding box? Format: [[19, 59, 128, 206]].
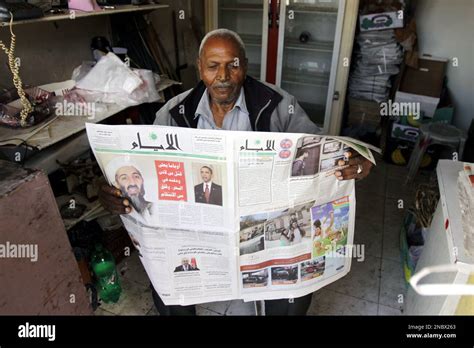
[[405, 160, 474, 315], [205, 0, 359, 134]]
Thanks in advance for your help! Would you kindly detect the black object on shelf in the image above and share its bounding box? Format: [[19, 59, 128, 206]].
[[91, 36, 113, 54], [299, 31, 311, 43]]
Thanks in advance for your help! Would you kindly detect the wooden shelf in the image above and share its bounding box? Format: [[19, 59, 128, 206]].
[[0, 4, 168, 27]]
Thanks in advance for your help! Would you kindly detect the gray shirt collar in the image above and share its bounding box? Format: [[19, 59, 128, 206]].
[[194, 87, 248, 123]]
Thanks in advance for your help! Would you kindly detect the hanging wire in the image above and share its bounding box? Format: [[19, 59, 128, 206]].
[[0, 12, 33, 127]]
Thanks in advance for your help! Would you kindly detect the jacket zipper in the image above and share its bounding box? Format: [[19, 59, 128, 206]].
[[254, 99, 272, 131], [182, 111, 192, 128]]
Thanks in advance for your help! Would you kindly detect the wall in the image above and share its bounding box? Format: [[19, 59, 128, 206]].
[[0, 17, 110, 90], [148, 0, 204, 90], [415, 0, 474, 131]]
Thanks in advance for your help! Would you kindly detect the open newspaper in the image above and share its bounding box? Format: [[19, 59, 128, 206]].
[[86, 124, 377, 306]]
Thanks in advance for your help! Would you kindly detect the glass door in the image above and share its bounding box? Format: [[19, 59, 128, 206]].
[[217, 0, 268, 81], [276, 0, 345, 131]]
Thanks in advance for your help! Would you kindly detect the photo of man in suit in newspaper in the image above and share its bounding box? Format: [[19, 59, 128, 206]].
[[174, 257, 199, 272], [194, 165, 223, 206]]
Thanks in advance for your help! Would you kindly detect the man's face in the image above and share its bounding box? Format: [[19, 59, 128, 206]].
[[182, 258, 189, 266], [200, 167, 213, 183], [116, 166, 144, 198], [198, 36, 247, 105]]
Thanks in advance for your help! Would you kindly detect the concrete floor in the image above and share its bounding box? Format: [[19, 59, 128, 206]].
[[96, 158, 429, 316]]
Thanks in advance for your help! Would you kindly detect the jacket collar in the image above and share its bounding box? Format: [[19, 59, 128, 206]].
[[169, 76, 282, 131], [193, 87, 249, 123]]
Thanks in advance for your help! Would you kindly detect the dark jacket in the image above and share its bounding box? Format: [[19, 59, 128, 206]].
[[194, 182, 223, 206], [174, 265, 199, 272]]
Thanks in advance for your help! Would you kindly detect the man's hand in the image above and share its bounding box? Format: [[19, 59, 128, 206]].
[[334, 151, 373, 181], [98, 184, 131, 215]]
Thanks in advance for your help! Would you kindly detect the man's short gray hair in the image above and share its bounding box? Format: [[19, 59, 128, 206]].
[[199, 28, 246, 59]]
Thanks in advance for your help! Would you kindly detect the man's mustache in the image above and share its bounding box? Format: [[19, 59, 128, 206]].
[[214, 82, 234, 89], [127, 184, 141, 192]]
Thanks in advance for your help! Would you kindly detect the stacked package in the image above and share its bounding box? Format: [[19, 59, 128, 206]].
[[349, 30, 403, 103], [458, 163, 474, 257]]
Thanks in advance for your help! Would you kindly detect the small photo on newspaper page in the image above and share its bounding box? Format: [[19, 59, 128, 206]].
[[239, 200, 314, 256], [191, 163, 224, 206], [291, 136, 322, 177], [311, 196, 350, 258]]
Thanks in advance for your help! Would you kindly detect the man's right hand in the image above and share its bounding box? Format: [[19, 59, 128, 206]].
[[98, 184, 131, 215]]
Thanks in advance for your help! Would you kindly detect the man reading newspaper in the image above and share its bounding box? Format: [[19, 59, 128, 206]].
[[99, 29, 374, 315]]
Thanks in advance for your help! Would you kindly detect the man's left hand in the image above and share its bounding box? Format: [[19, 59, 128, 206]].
[[334, 151, 373, 181]]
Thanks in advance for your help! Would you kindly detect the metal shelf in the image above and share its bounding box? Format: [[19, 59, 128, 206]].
[[287, 5, 338, 15], [284, 38, 334, 53], [281, 68, 330, 88], [240, 33, 262, 47], [220, 4, 263, 12], [0, 4, 168, 27]]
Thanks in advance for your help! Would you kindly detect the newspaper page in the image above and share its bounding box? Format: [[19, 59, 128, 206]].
[[235, 133, 357, 302], [86, 124, 377, 306]]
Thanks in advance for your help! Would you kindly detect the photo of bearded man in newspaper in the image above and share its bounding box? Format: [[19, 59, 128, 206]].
[[105, 156, 156, 226]]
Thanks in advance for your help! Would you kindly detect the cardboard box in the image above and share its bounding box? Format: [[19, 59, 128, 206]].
[[395, 55, 448, 117], [359, 11, 404, 31]]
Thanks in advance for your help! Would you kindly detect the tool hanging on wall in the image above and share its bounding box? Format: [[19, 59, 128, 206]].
[[0, 13, 33, 127], [143, 16, 179, 82]]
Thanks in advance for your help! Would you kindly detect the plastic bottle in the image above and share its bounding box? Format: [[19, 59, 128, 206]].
[[90, 244, 122, 303]]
